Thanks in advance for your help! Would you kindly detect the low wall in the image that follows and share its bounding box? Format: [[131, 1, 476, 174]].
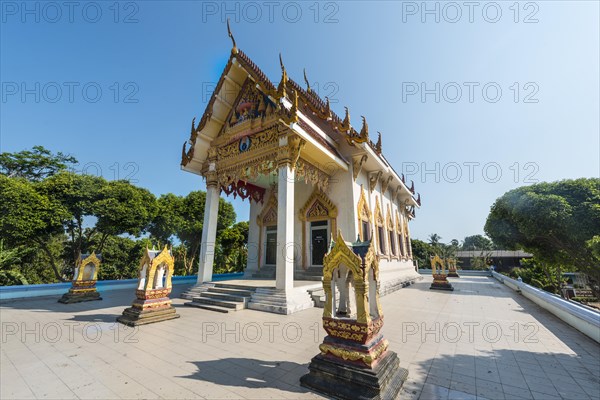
[[492, 271, 600, 343], [418, 269, 491, 276], [0, 272, 244, 301]]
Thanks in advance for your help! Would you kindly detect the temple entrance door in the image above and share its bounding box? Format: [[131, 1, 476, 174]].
[[310, 220, 328, 266], [265, 225, 277, 266]]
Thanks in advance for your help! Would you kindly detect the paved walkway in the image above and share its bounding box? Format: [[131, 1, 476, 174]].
[[1, 276, 598, 399]]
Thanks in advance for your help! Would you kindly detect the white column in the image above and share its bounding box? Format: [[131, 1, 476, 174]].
[[198, 173, 220, 283], [276, 162, 295, 291]]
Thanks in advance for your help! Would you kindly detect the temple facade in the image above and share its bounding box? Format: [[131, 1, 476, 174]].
[[181, 25, 421, 313]]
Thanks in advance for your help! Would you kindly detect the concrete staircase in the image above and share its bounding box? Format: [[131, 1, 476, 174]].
[[183, 283, 257, 313]]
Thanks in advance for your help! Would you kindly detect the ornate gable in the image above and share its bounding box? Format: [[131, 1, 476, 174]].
[[386, 205, 394, 230], [224, 79, 277, 129], [300, 190, 337, 221], [257, 191, 278, 226], [357, 186, 371, 222], [374, 197, 384, 227]]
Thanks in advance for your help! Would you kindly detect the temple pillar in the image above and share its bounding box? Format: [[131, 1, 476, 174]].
[[247, 135, 314, 314], [276, 162, 295, 291], [198, 167, 220, 284]]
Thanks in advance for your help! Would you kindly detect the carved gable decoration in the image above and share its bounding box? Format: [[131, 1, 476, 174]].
[[357, 186, 371, 222], [374, 197, 384, 227], [395, 210, 402, 233], [300, 190, 337, 221], [227, 79, 276, 127], [257, 192, 278, 226], [386, 205, 394, 230]]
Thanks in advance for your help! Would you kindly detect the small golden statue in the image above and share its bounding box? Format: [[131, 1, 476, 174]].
[[117, 246, 180, 326], [301, 230, 408, 399], [430, 255, 454, 291], [58, 252, 102, 303], [447, 258, 460, 278]]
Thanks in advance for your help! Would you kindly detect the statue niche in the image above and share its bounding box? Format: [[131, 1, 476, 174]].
[[117, 245, 180, 326], [300, 230, 408, 400], [58, 252, 102, 304]]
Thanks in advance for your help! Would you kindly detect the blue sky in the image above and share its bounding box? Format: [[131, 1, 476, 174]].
[[1, 1, 598, 242]]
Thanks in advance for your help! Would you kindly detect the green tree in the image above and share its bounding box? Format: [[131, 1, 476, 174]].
[[462, 234, 494, 251], [411, 239, 434, 269], [0, 241, 28, 285], [215, 221, 249, 273], [0, 176, 70, 281], [149, 191, 237, 275], [0, 146, 77, 181], [509, 258, 565, 293], [38, 172, 156, 266], [95, 236, 151, 280], [485, 178, 600, 296]]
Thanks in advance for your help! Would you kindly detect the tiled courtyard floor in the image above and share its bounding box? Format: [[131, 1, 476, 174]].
[[1, 276, 599, 400]]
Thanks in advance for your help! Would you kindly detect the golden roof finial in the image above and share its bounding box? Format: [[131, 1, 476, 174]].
[[375, 132, 382, 154], [227, 18, 238, 54], [279, 52, 285, 72], [342, 106, 351, 130], [303, 68, 311, 92], [360, 116, 369, 139], [277, 53, 288, 99]]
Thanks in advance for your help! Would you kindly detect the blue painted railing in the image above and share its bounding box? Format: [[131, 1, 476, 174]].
[[0, 272, 244, 300]]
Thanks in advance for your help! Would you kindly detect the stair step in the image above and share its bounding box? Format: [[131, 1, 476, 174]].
[[191, 297, 244, 310], [202, 291, 248, 303], [208, 287, 255, 297], [185, 302, 231, 313], [213, 283, 262, 291]]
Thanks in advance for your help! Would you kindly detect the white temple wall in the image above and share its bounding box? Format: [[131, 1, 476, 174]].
[[329, 168, 356, 241]]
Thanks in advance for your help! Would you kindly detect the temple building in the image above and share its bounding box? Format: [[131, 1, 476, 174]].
[[181, 23, 421, 314]]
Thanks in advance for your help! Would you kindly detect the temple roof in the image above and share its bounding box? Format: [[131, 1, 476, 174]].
[[181, 23, 420, 209]]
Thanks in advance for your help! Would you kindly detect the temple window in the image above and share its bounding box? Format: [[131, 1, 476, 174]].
[[374, 197, 386, 255], [377, 226, 386, 254], [361, 220, 371, 241], [389, 229, 396, 256], [357, 186, 372, 242]]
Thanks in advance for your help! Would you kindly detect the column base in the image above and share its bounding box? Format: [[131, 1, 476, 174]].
[[447, 272, 460, 278], [430, 282, 454, 291], [58, 290, 102, 304], [300, 350, 408, 400], [117, 305, 180, 326], [247, 288, 314, 314]]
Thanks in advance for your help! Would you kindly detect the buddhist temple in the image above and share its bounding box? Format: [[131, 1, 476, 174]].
[[181, 21, 422, 314]]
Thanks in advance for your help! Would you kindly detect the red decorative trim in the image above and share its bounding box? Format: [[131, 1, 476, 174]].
[[221, 180, 265, 204]]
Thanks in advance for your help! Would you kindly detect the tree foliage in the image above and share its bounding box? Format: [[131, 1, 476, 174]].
[[485, 178, 600, 295], [0, 146, 77, 181], [462, 234, 494, 251]]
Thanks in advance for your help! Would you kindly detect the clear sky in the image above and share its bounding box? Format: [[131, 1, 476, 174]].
[[1, 1, 598, 242]]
